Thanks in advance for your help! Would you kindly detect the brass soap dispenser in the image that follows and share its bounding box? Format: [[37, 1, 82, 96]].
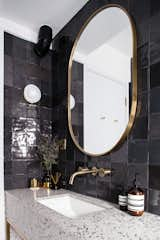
[[127, 174, 145, 216]]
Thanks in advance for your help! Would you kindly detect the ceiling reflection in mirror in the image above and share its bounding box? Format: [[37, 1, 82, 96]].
[[68, 6, 137, 156]]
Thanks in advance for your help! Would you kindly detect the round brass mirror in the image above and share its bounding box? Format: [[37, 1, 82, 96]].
[[68, 4, 137, 156]]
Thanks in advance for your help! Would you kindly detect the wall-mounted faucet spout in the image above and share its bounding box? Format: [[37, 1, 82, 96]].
[[69, 167, 111, 185]]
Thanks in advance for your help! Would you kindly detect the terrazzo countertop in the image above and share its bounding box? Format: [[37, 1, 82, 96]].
[[5, 188, 160, 240]]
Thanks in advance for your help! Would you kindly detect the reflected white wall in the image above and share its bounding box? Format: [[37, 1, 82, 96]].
[[84, 64, 128, 153]]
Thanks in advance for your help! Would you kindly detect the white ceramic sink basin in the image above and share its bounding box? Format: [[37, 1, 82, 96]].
[[37, 194, 104, 218]]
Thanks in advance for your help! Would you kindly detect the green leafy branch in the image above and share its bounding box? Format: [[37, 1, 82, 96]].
[[37, 136, 59, 172]]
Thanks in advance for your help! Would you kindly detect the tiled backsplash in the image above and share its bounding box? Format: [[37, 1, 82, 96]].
[[4, 0, 160, 216], [4, 32, 53, 189], [52, 0, 160, 215]]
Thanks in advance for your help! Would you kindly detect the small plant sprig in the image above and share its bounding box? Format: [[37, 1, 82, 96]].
[[37, 136, 59, 173]]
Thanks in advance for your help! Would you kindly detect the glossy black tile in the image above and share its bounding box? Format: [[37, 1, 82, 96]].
[[27, 160, 41, 178], [71, 176, 86, 194], [129, 0, 149, 46], [12, 174, 29, 189], [4, 145, 11, 163], [111, 141, 128, 163], [150, 61, 160, 89], [40, 107, 52, 121], [4, 116, 12, 136], [12, 161, 28, 175], [39, 51, 53, 70], [111, 162, 128, 186], [128, 140, 148, 163], [4, 32, 54, 189], [151, 0, 160, 16], [129, 0, 150, 23], [40, 120, 52, 136], [73, 147, 87, 163], [96, 155, 111, 169], [149, 139, 160, 165], [150, 12, 160, 44], [85, 175, 97, 198], [40, 93, 52, 108], [150, 41, 160, 66], [131, 116, 148, 139], [108, 0, 128, 9], [26, 76, 41, 88], [4, 32, 13, 56], [13, 58, 27, 89], [128, 163, 148, 189], [12, 146, 27, 159], [149, 166, 160, 190], [12, 103, 27, 118], [138, 68, 148, 93], [111, 183, 124, 204], [150, 114, 160, 139], [4, 162, 12, 175], [148, 188, 160, 215], [138, 93, 148, 117], [4, 174, 13, 190], [26, 105, 40, 119], [137, 43, 149, 69], [97, 180, 111, 201], [12, 37, 27, 61], [4, 55, 13, 87], [150, 87, 160, 113]]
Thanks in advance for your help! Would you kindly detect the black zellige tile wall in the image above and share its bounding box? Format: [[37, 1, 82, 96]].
[[52, 0, 160, 215], [4, 32, 53, 189]]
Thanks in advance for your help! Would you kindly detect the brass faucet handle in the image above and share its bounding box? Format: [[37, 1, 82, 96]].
[[98, 168, 111, 177], [91, 167, 98, 176]]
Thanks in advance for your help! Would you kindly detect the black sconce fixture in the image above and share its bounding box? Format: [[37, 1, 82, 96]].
[[34, 25, 52, 57]]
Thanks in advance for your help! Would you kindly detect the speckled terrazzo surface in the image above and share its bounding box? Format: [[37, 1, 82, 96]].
[[5, 189, 160, 240]]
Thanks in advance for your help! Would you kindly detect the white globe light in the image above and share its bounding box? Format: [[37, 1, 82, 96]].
[[70, 95, 75, 110], [24, 84, 41, 104]]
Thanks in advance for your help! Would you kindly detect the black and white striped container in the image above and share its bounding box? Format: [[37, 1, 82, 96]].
[[118, 194, 127, 211], [128, 193, 144, 213], [127, 173, 145, 216]]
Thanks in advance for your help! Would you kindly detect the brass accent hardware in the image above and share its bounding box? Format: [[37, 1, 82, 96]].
[[98, 168, 111, 177], [68, 4, 137, 156], [43, 181, 50, 188], [30, 178, 38, 188], [69, 167, 111, 185], [51, 172, 61, 185]]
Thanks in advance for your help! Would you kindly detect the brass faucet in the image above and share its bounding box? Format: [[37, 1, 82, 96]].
[[69, 167, 111, 185]]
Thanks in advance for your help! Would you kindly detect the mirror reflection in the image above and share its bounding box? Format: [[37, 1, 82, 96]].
[[68, 6, 137, 156]]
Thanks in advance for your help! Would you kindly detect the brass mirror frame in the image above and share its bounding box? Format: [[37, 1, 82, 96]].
[[68, 4, 137, 157]]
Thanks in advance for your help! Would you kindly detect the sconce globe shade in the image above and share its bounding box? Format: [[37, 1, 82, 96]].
[[24, 84, 41, 104], [70, 94, 75, 110]]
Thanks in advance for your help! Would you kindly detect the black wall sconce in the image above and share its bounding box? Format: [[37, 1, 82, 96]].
[[34, 25, 52, 57]]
